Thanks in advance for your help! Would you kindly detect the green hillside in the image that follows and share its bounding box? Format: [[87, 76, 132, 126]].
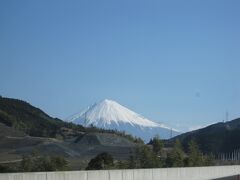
[[172, 118, 240, 154], [0, 96, 86, 138]]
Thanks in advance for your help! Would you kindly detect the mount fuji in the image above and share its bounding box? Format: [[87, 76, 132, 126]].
[[67, 99, 180, 142]]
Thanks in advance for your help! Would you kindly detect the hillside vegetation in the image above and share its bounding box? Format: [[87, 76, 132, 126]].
[[0, 97, 86, 138], [172, 118, 240, 154]]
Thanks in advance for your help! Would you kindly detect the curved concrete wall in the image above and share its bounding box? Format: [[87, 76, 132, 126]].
[[0, 165, 240, 180]]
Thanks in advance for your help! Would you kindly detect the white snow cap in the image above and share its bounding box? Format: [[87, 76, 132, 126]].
[[68, 99, 174, 130]]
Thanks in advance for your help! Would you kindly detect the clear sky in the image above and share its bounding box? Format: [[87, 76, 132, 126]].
[[0, 0, 240, 132]]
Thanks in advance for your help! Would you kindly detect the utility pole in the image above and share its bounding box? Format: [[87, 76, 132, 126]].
[[84, 112, 87, 124]]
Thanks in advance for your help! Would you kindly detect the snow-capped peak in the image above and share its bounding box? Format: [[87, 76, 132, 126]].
[[67, 99, 180, 141], [68, 99, 173, 129]]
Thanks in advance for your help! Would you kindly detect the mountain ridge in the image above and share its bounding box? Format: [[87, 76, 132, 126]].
[[171, 118, 240, 154]]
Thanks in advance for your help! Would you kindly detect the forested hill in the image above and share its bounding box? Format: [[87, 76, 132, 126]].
[[0, 96, 87, 138], [172, 118, 240, 154]]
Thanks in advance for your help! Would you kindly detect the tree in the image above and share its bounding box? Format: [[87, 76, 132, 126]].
[[187, 139, 204, 167], [18, 154, 68, 172], [0, 164, 14, 173], [86, 152, 114, 170], [134, 137, 144, 144], [50, 156, 68, 171], [203, 153, 215, 166], [115, 160, 128, 169], [19, 155, 33, 172], [150, 135, 164, 156], [34, 156, 68, 171], [140, 146, 152, 168], [133, 145, 162, 168], [34, 156, 55, 171], [128, 155, 137, 169], [165, 139, 185, 167]]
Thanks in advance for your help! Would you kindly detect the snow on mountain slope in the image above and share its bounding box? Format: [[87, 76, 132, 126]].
[[67, 99, 180, 142]]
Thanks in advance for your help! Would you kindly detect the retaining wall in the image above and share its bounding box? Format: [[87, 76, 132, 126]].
[[0, 165, 240, 180]]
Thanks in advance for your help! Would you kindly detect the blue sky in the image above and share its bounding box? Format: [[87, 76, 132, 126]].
[[0, 0, 240, 131]]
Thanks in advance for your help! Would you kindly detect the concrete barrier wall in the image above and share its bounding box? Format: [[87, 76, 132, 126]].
[[0, 165, 240, 180]]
